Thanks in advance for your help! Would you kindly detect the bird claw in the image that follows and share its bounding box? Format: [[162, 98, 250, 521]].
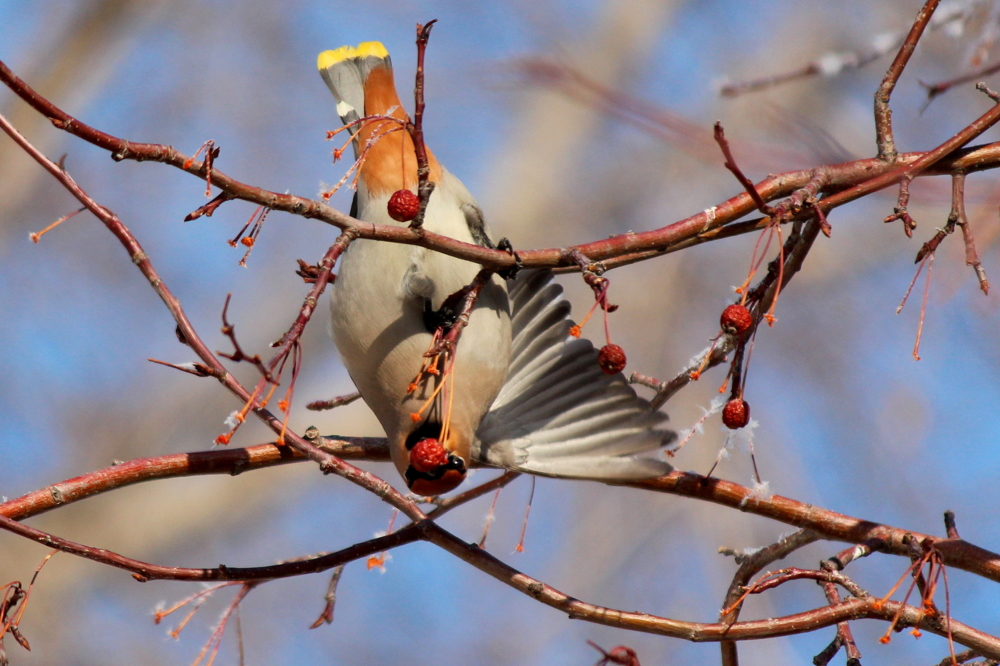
[[422, 292, 462, 332], [496, 237, 521, 280]]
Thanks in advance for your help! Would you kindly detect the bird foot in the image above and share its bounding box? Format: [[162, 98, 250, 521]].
[[496, 238, 521, 280]]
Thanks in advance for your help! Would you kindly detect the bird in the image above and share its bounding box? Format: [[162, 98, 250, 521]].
[[317, 41, 674, 495]]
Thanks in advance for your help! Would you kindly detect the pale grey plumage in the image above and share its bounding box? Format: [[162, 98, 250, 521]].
[[474, 270, 675, 480], [318, 52, 395, 134], [319, 43, 673, 490]]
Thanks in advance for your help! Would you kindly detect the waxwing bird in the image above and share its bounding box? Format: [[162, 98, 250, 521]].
[[318, 42, 674, 495]]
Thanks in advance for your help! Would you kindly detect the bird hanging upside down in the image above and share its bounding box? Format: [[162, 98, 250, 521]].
[[318, 41, 675, 495]]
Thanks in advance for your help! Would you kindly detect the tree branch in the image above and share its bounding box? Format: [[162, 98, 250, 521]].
[[875, 0, 941, 161], [3, 58, 1000, 274], [0, 108, 423, 523]]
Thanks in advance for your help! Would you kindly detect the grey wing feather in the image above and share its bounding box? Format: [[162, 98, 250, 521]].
[[474, 270, 675, 480]]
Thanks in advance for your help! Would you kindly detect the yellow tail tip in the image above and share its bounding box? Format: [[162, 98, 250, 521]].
[[356, 41, 389, 59], [317, 41, 389, 71]]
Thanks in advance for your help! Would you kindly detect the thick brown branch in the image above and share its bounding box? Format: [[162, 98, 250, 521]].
[[0, 438, 388, 522], [422, 522, 1000, 656], [0, 512, 422, 582], [625, 473, 1000, 583], [3, 59, 1000, 275], [6, 447, 1000, 590], [2, 509, 996, 653], [820, 97, 1000, 215]]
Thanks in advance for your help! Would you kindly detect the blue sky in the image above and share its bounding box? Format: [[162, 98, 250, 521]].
[[2, 1, 999, 664]]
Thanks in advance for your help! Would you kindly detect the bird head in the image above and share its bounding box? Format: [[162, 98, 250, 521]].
[[399, 422, 469, 495]]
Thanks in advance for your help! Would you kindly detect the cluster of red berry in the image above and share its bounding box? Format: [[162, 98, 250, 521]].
[[719, 304, 752, 429]]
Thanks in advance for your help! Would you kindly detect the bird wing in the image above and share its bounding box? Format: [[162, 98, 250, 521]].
[[474, 270, 675, 480]]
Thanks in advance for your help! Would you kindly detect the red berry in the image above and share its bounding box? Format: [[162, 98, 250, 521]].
[[387, 189, 420, 222], [722, 398, 750, 429], [597, 344, 627, 375], [409, 438, 449, 473], [721, 304, 752, 336]]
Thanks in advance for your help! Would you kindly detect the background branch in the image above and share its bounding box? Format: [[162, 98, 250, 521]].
[[3, 59, 1000, 274], [2, 3, 1000, 664]]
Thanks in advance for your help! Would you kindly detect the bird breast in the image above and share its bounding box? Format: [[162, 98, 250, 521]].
[[330, 174, 512, 476]]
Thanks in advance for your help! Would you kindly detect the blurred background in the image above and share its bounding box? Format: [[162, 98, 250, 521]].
[[2, 0, 999, 664]]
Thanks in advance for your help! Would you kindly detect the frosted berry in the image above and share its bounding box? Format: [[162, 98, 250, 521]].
[[721, 304, 752, 336], [409, 438, 448, 473], [722, 398, 750, 429], [597, 344, 627, 375], [387, 189, 420, 222]]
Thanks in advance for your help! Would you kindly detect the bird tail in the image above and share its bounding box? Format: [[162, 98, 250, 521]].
[[474, 271, 675, 481], [317, 41, 393, 140]]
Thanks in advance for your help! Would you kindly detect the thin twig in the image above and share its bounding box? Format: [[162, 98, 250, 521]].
[[718, 529, 821, 666], [714, 121, 773, 215], [934, 649, 981, 666], [944, 511, 961, 540], [184, 191, 233, 221], [977, 82, 1000, 102], [884, 175, 917, 237], [306, 392, 362, 411], [407, 19, 438, 229], [0, 512, 422, 582], [147, 358, 213, 377], [875, 0, 942, 161], [648, 342, 732, 412], [950, 172, 990, 294], [923, 60, 1000, 105], [814, 581, 862, 666], [426, 471, 521, 520], [217, 293, 271, 380], [309, 565, 345, 629]]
